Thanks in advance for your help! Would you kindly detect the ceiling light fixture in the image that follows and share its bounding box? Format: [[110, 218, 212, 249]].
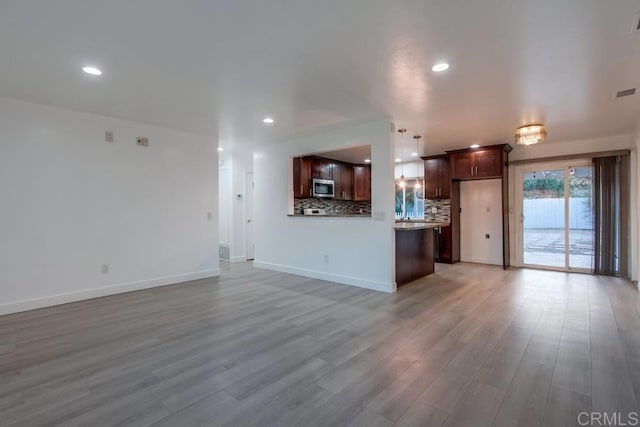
[[470, 144, 480, 149], [515, 124, 547, 146], [398, 129, 407, 188], [82, 66, 102, 76], [217, 147, 224, 152], [431, 63, 450, 72], [263, 117, 274, 124], [364, 159, 371, 163], [395, 158, 401, 163]]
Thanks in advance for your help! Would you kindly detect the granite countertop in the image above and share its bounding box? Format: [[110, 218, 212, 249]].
[[394, 221, 450, 230]]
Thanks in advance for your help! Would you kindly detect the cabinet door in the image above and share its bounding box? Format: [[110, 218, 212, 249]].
[[438, 158, 451, 198], [342, 165, 353, 200], [473, 149, 502, 178], [353, 165, 371, 201], [333, 163, 344, 200], [450, 153, 474, 180], [321, 160, 334, 180], [423, 159, 440, 199], [439, 226, 452, 262], [293, 157, 312, 198]]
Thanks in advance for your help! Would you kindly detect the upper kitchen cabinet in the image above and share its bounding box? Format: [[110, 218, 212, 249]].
[[312, 158, 334, 180], [448, 144, 513, 180], [293, 156, 312, 198], [353, 165, 371, 201], [422, 155, 450, 199], [333, 163, 353, 200]]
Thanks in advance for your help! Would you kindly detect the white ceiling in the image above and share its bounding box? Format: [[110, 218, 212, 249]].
[[0, 0, 639, 159], [314, 145, 371, 165]]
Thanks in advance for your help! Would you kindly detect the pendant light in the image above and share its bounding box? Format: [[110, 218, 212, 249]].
[[397, 129, 407, 187], [413, 135, 422, 189]]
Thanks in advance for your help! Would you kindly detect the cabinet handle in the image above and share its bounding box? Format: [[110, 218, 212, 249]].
[[470, 166, 473, 176], [475, 166, 478, 175], [300, 184, 302, 195]]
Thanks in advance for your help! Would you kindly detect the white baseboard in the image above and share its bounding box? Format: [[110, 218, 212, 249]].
[[253, 261, 394, 293], [0, 269, 220, 316], [229, 256, 247, 263]]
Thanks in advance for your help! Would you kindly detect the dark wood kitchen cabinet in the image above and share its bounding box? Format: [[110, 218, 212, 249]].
[[422, 155, 450, 199], [333, 163, 353, 200], [293, 156, 312, 198], [448, 145, 508, 180], [353, 165, 371, 201], [312, 158, 334, 180], [436, 225, 453, 263]]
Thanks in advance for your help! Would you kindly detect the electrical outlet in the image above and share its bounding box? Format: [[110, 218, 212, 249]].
[[105, 131, 114, 142], [324, 254, 329, 263], [136, 137, 149, 147], [101, 264, 109, 274], [431, 207, 438, 214]]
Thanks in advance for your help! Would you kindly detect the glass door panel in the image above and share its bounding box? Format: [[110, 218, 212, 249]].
[[568, 166, 594, 270], [522, 169, 566, 268]]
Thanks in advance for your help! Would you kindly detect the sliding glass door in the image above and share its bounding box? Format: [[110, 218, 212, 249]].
[[518, 161, 594, 272]]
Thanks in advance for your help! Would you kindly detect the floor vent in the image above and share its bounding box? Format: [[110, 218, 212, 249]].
[[219, 244, 230, 261], [614, 88, 636, 99]]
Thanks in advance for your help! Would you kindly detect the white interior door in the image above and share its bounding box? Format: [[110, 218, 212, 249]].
[[460, 179, 503, 265], [245, 172, 255, 260]]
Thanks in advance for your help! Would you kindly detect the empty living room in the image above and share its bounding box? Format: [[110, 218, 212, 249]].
[[2, 1, 640, 426]]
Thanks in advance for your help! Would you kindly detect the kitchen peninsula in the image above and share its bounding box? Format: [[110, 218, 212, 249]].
[[395, 221, 448, 286]]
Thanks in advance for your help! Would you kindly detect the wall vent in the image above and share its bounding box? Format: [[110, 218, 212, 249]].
[[614, 88, 636, 99], [633, 12, 640, 33], [219, 244, 230, 261]]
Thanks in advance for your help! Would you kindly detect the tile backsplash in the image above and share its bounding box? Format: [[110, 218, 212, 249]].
[[424, 198, 451, 222], [294, 198, 371, 216]]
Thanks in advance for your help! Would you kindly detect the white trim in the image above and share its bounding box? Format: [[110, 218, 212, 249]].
[[253, 261, 395, 293], [0, 269, 221, 316], [230, 256, 247, 263]]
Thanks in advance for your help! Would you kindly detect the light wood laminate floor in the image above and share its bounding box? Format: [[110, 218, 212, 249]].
[[1, 262, 639, 426]]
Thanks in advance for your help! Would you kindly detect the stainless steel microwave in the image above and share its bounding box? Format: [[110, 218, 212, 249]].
[[312, 178, 335, 198]]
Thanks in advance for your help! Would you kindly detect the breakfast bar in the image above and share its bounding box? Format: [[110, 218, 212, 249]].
[[394, 222, 448, 287]]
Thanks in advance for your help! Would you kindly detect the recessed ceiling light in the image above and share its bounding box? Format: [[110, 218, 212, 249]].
[[364, 159, 371, 163], [82, 66, 102, 76], [470, 144, 480, 149], [217, 147, 224, 152], [411, 152, 419, 157], [395, 158, 402, 162], [431, 63, 450, 72], [263, 117, 274, 124]]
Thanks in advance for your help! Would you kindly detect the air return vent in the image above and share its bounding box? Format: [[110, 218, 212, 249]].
[[614, 88, 636, 99]]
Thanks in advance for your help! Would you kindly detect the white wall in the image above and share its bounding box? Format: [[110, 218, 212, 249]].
[[507, 134, 635, 274], [394, 160, 423, 179], [0, 97, 219, 315], [218, 147, 253, 262], [254, 119, 396, 292]]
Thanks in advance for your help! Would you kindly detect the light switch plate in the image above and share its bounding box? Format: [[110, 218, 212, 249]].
[[105, 131, 114, 142]]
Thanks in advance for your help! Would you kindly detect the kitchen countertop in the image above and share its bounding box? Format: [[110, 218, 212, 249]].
[[394, 221, 450, 230]]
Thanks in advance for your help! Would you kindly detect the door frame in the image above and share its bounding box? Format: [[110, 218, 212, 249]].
[[245, 171, 255, 261], [514, 159, 592, 272]]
